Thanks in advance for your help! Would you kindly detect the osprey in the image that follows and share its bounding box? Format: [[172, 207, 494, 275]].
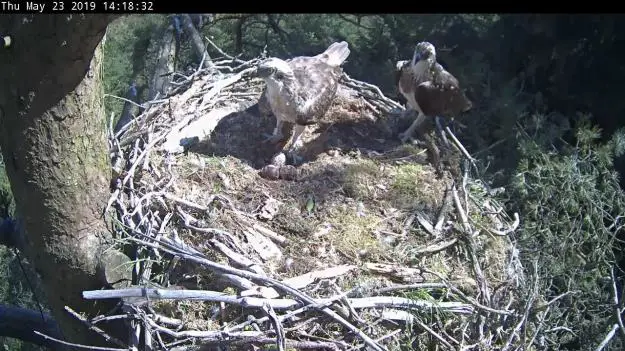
[[1, 34, 11, 48], [396, 41, 472, 143], [255, 41, 351, 162]]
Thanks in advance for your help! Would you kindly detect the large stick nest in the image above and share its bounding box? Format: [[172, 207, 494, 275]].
[[95, 50, 525, 350]]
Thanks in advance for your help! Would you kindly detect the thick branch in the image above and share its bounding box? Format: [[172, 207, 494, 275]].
[[83, 288, 474, 314], [113, 84, 141, 135], [180, 14, 212, 66], [0, 304, 64, 350], [234, 16, 251, 54], [148, 21, 176, 100], [0, 217, 24, 251]]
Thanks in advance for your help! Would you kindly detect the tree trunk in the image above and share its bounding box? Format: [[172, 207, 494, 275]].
[[235, 16, 246, 54], [0, 14, 130, 346], [189, 14, 213, 29], [181, 14, 212, 67], [113, 84, 141, 135], [148, 22, 177, 100]]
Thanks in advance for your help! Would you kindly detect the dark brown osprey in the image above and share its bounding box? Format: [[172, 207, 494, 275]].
[[396, 41, 472, 142], [255, 41, 350, 160]]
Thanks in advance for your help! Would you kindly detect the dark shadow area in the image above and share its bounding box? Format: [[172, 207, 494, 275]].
[[188, 103, 283, 169], [188, 97, 421, 171]]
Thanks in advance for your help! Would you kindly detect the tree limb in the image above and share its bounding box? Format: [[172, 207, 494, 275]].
[[180, 14, 212, 67], [0, 304, 65, 351]]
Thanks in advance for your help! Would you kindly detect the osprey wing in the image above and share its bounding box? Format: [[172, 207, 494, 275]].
[[257, 87, 273, 117], [395, 60, 413, 105], [395, 60, 410, 88], [415, 63, 472, 117], [289, 57, 342, 126]]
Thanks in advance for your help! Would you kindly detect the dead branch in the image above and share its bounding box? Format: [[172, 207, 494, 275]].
[[263, 303, 286, 351], [146, 318, 264, 339], [33, 331, 126, 351], [65, 306, 127, 348], [413, 238, 459, 255], [423, 268, 514, 316], [205, 35, 246, 64], [415, 318, 456, 349], [501, 262, 540, 351], [595, 324, 620, 351], [98, 41, 529, 351], [84, 287, 472, 314], [210, 238, 266, 276], [452, 183, 472, 234], [173, 338, 340, 350], [94, 238, 386, 351], [610, 265, 625, 339]]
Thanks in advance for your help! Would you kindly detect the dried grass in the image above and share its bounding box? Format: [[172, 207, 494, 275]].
[[90, 50, 523, 350]]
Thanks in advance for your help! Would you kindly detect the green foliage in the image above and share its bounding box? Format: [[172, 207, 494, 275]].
[[102, 14, 502, 119], [0, 157, 14, 218], [77, 13, 625, 350], [509, 114, 625, 349], [0, 159, 44, 351], [0, 247, 47, 351], [102, 15, 166, 121], [1, 158, 44, 351], [200, 14, 499, 95]]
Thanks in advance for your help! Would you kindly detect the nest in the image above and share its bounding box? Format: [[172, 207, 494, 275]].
[[93, 48, 525, 350]]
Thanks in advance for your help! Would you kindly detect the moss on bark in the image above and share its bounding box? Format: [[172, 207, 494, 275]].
[[0, 15, 130, 345]]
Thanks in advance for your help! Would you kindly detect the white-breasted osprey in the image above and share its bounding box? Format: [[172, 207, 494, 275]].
[[1, 35, 11, 48], [255, 41, 351, 162], [396, 41, 472, 143]]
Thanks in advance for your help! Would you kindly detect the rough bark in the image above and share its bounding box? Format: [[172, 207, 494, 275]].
[[189, 14, 212, 29], [0, 14, 130, 345], [181, 14, 212, 66], [148, 22, 176, 100], [235, 16, 247, 54], [113, 84, 141, 135]]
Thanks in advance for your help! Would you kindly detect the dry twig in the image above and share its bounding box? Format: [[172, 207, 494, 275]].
[[95, 38, 526, 351]]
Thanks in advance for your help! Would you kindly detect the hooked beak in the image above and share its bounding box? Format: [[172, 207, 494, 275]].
[[412, 50, 421, 64]]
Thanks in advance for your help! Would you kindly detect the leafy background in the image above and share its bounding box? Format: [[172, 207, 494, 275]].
[[2, 14, 625, 350]]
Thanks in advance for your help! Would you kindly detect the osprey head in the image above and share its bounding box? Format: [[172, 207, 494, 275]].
[[256, 58, 294, 81], [412, 41, 436, 63]]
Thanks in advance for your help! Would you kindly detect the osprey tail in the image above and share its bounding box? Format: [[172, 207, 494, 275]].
[[322, 41, 350, 67]]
